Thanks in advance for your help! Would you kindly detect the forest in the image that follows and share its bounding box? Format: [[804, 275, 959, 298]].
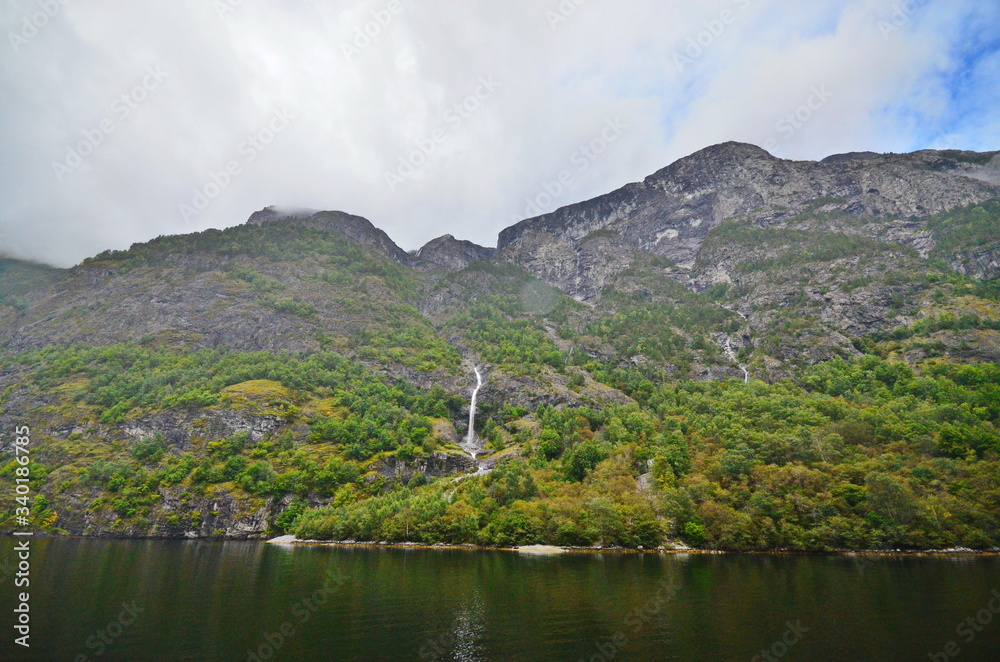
[[4, 343, 998, 550]]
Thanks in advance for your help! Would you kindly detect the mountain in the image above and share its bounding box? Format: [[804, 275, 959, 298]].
[[497, 142, 1000, 296], [2, 142, 999, 552], [0, 257, 63, 303], [414, 234, 495, 272], [494, 143, 1000, 376], [248, 206, 418, 266]]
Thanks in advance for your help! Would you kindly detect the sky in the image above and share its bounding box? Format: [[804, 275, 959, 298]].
[[1, 0, 999, 268]]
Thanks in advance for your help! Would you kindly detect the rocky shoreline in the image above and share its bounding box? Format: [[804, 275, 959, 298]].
[[5, 531, 999, 556], [264, 535, 1000, 557]]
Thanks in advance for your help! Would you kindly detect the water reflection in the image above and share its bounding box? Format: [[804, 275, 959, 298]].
[[0, 541, 998, 662]]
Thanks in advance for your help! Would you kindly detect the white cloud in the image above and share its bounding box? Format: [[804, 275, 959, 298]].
[[0, 0, 996, 266]]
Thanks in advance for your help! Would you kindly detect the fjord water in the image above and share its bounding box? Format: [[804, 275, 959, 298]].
[[3, 539, 999, 661]]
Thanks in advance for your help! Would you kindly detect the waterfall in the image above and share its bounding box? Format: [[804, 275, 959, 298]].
[[447, 365, 493, 483], [466, 366, 483, 455], [723, 337, 750, 384]]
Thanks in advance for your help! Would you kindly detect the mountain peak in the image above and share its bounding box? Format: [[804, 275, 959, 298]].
[[415, 235, 494, 272], [246, 207, 413, 265], [694, 140, 775, 159], [821, 151, 881, 163], [642, 141, 777, 185], [496, 142, 1000, 298], [246, 206, 320, 226]]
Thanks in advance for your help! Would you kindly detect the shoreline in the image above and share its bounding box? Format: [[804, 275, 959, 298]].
[[265, 535, 1000, 557], [5, 532, 999, 556]]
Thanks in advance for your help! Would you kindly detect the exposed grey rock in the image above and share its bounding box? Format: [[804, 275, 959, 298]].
[[415, 234, 494, 272], [820, 151, 881, 163], [497, 142, 999, 295], [119, 409, 287, 452], [495, 230, 644, 300], [371, 452, 478, 482], [951, 248, 1000, 281]]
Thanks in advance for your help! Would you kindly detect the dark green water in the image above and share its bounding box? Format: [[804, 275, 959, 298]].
[[2, 539, 1000, 661]]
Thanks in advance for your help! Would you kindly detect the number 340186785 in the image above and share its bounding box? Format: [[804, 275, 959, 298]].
[[14, 426, 31, 512]]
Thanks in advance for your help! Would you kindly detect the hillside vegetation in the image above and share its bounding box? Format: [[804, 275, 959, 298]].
[[2, 146, 1000, 550]]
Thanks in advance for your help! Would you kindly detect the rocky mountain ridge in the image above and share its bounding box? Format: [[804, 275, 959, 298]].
[[413, 234, 496, 272], [2, 141, 1000, 545], [497, 142, 1000, 298], [2, 141, 999, 377]]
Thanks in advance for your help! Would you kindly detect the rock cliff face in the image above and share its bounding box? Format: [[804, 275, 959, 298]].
[[119, 409, 288, 453], [372, 452, 477, 483], [496, 143, 1000, 298], [414, 234, 495, 272], [953, 248, 1000, 281]]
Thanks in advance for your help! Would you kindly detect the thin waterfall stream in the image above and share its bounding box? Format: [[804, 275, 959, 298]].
[[723, 337, 750, 384], [465, 366, 483, 457], [452, 365, 492, 481]]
